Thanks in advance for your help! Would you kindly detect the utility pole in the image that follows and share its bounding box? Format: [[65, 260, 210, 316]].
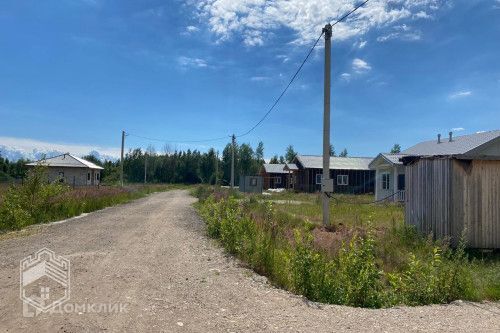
[[322, 23, 332, 226], [144, 153, 147, 184], [120, 130, 125, 187], [230, 134, 235, 189], [215, 150, 219, 186]]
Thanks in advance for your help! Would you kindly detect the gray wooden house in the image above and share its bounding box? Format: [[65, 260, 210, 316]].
[[26, 153, 104, 186], [292, 155, 375, 194], [402, 130, 500, 248]]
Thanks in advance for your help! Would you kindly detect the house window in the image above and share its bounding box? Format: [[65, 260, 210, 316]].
[[337, 175, 348, 186], [87, 172, 91, 181], [96, 173, 100, 181], [315, 173, 322, 185], [275, 177, 281, 184], [58, 172, 65, 183], [382, 173, 390, 190], [250, 177, 257, 186]]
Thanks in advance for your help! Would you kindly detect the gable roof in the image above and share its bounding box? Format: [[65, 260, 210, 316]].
[[402, 130, 500, 158], [284, 163, 298, 171], [262, 163, 287, 174], [26, 153, 104, 170], [369, 153, 405, 168], [295, 155, 373, 170]]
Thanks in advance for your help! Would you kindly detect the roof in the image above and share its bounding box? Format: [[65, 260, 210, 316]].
[[262, 164, 287, 174], [26, 153, 104, 170], [284, 163, 298, 171], [295, 155, 373, 170], [402, 130, 500, 159], [369, 153, 405, 168]]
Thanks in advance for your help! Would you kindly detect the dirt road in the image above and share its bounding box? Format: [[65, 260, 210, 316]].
[[0, 190, 499, 332]]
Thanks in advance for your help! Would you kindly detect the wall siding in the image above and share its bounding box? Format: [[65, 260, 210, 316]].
[[406, 158, 500, 248]]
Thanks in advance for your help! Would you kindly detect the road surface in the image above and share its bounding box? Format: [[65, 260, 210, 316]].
[[0, 190, 499, 332]]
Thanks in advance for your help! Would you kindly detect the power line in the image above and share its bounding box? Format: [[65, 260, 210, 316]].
[[236, 0, 370, 138], [127, 132, 230, 144]]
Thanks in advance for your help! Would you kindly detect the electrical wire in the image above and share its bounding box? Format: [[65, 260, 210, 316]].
[[236, 0, 371, 138]]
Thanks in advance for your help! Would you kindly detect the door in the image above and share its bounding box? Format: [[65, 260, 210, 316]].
[[398, 174, 405, 190]]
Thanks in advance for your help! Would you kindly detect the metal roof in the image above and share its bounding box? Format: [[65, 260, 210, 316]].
[[402, 130, 500, 157], [26, 153, 104, 170], [262, 164, 288, 174], [295, 155, 373, 170], [284, 163, 298, 171]]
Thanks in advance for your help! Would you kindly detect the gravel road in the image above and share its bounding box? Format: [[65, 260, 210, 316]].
[[0, 190, 499, 332]]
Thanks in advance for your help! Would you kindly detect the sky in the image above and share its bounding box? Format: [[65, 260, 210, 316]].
[[1, 0, 499, 159]]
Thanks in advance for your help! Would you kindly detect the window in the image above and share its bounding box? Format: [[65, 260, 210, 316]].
[[96, 173, 100, 181], [275, 177, 281, 184], [58, 172, 65, 183], [337, 175, 348, 186], [382, 173, 390, 190], [87, 172, 91, 181], [250, 177, 257, 186], [315, 174, 322, 185]]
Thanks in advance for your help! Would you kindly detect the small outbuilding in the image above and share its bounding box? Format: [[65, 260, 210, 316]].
[[369, 153, 406, 202], [260, 164, 288, 189], [26, 153, 104, 186], [402, 130, 500, 248]]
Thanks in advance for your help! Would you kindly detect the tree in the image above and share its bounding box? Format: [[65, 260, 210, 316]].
[[339, 148, 348, 157], [329, 144, 336, 157], [239, 143, 255, 176], [269, 155, 279, 164], [279, 155, 286, 164], [255, 141, 264, 162], [285, 145, 297, 163], [390, 144, 401, 154]]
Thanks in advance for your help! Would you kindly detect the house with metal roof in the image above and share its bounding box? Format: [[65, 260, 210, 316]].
[[260, 163, 298, 189], [26, 153, 104, 186], [401, 130, 500, 248], [292, 155, 375, 194], [369, 153, 406, 202]]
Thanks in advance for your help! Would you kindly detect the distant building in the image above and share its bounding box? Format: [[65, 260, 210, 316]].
[[260, 163, 297, 190], [239, 175, 263, 193], [402, 130, 500, 248], [292, 155, 375, 194], [26, 153, 104, 186]]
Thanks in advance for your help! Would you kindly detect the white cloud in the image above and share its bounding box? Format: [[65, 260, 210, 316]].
[[177, 56, 208, 69], [414, 10, 432, 19], [377, 24, 422, 42], [358, 40, 367, 49], [250, 76, 270, 81], [340, 73, 351, 81], [451, 127, 465, 132], [276, 54, 290, 63], [186, 25, 200, 33], [193, 0, 443, 46], [0, 136, 120, 159], [352, 58, 371, 73], [449, 90, 472, 99]]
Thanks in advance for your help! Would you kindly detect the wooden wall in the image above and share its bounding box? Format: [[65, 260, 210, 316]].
[[405, 158, 500, 248]]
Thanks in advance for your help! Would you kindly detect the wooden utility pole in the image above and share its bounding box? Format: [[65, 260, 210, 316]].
[[120, 130, 125, 187], [230, 134, 235, 189], [144, 153, 147, 184], [215, 150, 219, 186], [322, 23, 332, 226]]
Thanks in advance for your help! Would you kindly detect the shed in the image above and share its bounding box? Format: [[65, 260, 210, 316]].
[[26, 153, 104, 186], [402, 130, 500, 248], [239, 175, 263, 193]]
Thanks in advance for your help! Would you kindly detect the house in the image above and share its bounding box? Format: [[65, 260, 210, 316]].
[[260, 164, 287, 189], [369, 153, 406, 202], [26, 153, 104, 186], [292, 155, 375, 193], [402, 130, 500, 248]]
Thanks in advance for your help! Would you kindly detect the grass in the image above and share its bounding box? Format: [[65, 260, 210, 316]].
[[0, 168, 188, 232], [194, 185, 500, 307]]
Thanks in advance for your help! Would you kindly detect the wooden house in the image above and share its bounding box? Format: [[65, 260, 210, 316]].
[[402, 130, 500, 248], [26, 153, 104, 186], [260, 163, 297, 189], [292, 155, 375, 194]]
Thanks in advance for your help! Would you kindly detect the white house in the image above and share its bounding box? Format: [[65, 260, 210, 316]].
[[369, 153, 406, 202], [26, 153, 104, 186]]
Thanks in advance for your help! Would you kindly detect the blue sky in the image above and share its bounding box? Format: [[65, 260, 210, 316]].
[[1, 0, 499, 159]]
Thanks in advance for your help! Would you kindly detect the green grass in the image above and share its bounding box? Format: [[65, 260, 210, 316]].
[[194, 185, 500, 307], [0, 168, 188, 232]]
